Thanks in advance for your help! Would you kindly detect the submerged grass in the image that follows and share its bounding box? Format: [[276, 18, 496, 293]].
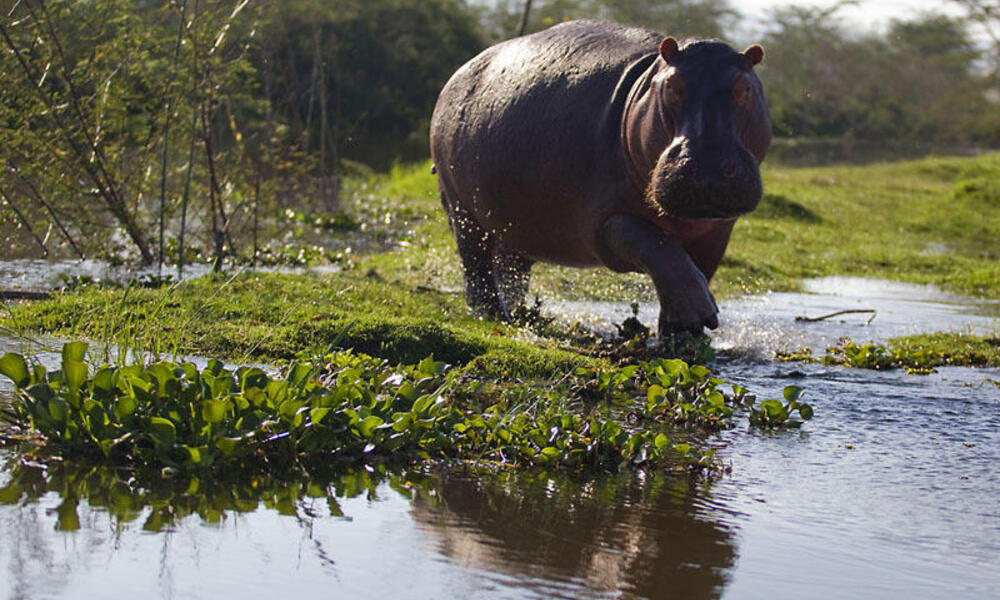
[[777, 335, 1000, 371]]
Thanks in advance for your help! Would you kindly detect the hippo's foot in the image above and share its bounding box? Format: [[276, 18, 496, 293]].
[[599, 214, 720, 335], [656, 327, 715, 363], [465, 279, 513, 322], [495, 249, 534, 313]]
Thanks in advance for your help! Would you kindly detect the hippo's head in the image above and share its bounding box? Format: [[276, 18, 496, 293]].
[[629, 37, 772, 220]]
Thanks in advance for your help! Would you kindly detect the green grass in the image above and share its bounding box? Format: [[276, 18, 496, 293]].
[[3, 270, 608, 377], [720, 155, 1000, 298]]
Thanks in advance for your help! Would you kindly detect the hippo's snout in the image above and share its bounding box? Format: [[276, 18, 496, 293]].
[[647, 138, 762, 220]]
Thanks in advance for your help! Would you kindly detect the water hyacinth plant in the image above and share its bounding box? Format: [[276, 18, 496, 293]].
[[0, 343, 811, 475]]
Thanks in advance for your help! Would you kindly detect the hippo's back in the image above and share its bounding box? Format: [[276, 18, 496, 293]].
[[430, 20, 661, 264]]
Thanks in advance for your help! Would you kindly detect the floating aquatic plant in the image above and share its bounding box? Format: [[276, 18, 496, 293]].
[[0, 343, 812, 476]]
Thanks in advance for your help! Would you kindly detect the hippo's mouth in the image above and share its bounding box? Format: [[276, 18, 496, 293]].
[[646, 153, 762, 220]]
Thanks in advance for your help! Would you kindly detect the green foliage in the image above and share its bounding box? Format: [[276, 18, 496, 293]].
[[747, 385, 814, 429], [758, 7, 996, 149], [255, 0, 483, 168], [643, 359, 732, 429], [0, 343, 807, 475]]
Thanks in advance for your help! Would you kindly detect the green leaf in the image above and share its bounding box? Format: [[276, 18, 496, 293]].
[[201, 398, 229, 424], [690, 365, 711, 380], [412, 394, 434, 415], [46, 398, 69, 424], [184, 445, 202, 464], [286, 362, 312, 388], [310, 407, 330, 425], [783, 385, 805, 403], [0, 353, 30, 387], [396, 380, 418, 402], [393, 411, 415, 432], [114, 395, 137, 421], [654, 433, 671, 449], [61, 341, 88, 363], [214, 435, 242, 456], [357, 415, 384, 438], [706, 391, 726, 408], [63, 359, 87, 394], [93, 367, 115, 394], [149, 417, 176, 447], [646, 384, 665, 405], [761, 399, 784, 418], [798, 403, 815, 420]]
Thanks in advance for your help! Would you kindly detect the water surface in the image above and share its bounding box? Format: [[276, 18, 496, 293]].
[[1, 277, 998, 599]]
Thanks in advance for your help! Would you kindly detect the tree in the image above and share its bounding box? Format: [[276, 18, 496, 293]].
[[255, 0, 484, 171], [758, 4, 989, 148], [476, 0, 734, 43]]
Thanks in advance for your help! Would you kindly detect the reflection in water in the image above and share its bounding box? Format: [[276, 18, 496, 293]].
[[0, 457, 738, 599], [410, 469, 738, 600]]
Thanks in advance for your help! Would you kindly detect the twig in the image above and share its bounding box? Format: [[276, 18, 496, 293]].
[[795, 309, 877, 325], [0, 289, 52, 300]]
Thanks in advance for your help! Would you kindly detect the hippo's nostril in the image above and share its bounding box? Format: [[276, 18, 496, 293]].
[[722, 158, 739, 178], [664, 138, 686, 162]]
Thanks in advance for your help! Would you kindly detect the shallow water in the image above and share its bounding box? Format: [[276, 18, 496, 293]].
[[0, 258, 340, 291], [1, 277, 999, 599], [556, 276, 1000, 359]]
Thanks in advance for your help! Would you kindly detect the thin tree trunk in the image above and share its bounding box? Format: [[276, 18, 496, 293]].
[[0, 185, 49, 257], [201, 99, 229, 273], [318, 31, 330, 211], [177, 111, 199, 281], [304, 27, 321, 153], [252, 164, 260, 268], [158, 1, 188, 272], [517, 0, 533, 37], [7, 159, 84, 259]]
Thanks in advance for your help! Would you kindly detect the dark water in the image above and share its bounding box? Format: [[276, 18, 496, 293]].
[[1, 278, 998, 599]]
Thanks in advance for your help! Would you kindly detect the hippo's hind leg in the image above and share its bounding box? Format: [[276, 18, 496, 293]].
[[441, 190, 510, 319], [495, 247, 534, 313]]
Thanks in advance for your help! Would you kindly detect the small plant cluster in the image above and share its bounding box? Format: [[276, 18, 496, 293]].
[[777, 338, 945, 373], [745, 385, 814, 429], [0, 344, 813, 476], [282, 208, 359, 232], [250, 243, 348, 267]]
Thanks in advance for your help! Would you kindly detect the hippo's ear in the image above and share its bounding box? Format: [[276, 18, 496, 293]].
[[743, 44, 764, 67], [659, 37, 679, 62]]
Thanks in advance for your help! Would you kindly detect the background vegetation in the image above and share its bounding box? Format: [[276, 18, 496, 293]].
[[2, 0, 1000, 267]]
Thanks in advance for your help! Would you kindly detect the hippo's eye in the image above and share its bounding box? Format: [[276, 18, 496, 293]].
[[665, 79, 685, 104], [733, 77, 752, 106]]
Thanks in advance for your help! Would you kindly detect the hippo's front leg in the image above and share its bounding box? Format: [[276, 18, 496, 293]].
[[598, 213, 719, 336]]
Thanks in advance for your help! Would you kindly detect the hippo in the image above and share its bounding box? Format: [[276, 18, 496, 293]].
[[430, 20, 771, 337]]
